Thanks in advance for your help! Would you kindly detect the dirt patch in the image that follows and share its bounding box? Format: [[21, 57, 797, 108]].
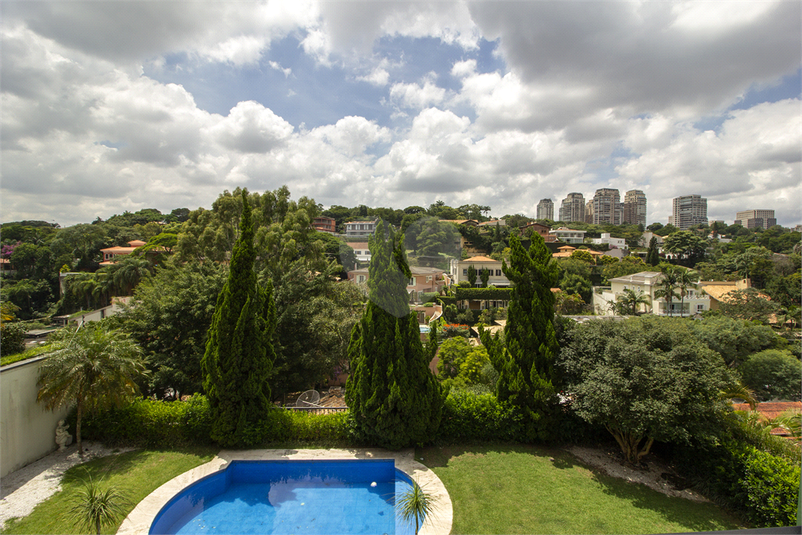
[[566, 444, 709, 503]]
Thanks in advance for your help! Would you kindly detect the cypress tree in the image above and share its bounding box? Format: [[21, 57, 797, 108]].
[[480, 233, 559, 441], [202, 190, 276, 447], [467, 265, 477, 286], [647, 237, 659, 266], [345, 220, 443, 449]]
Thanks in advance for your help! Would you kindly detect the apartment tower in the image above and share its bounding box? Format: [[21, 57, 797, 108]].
[[559, 193, 585, 223], [536, 198, 554, 221], [669, 195, 708, 230], [734, 210, 776, 229], [591, 188, 622, 225], [623, 190, 647, 227]]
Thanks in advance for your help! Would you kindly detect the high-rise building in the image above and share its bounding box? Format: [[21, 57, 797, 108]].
[[671, 195, 708, 230], [585, 200, 594, 224], [536, 198, 554, 221], [591, 188, 622, 225], [559, 193, 585, 223], [734, 210, 776, 229], [623, 190, 647, 227]]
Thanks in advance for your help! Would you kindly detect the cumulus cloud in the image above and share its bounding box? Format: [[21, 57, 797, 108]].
[[208, 101, 295, 154], [389, 78, 447, 110]]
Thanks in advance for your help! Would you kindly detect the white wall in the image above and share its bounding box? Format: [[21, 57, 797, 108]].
[[1, 357, 70, 477]]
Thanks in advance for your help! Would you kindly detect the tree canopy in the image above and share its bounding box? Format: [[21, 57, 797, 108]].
[[557, 316, 736, 464]]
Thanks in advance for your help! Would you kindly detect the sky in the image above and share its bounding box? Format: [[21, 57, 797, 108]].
[[2, 1, 801, 228]]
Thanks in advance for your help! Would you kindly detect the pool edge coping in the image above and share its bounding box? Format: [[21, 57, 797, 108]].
[[117, 448, 452, 535]]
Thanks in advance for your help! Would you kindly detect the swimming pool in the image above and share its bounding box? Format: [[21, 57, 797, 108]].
[[150, 459, 417, 535], [118, 449, 451, 535]]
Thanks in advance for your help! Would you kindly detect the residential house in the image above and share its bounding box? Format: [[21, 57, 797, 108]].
[[347, 266, 445, 302], [99, 240, 147, 265], [638, 231, 664, 248], [590, 233, 627, 249], [697, 279, 753, 311], [449, 256, 510, 287], [549, 227, 586, 244], [520, 222, 557, 242], [312, 216, 337, 234], [551, 245, 604, 260], [593, 271, 710, 316], [348, 242, 371, 264], [344, 219, 378, 237], [477, 219, 506, 228]]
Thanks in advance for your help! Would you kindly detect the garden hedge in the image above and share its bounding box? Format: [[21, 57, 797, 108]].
[[454, 287, 513, 301]]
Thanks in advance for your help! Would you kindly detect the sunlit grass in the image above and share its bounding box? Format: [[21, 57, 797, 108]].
[[418, 443, 744, 534], [2, 447, 217, 535]]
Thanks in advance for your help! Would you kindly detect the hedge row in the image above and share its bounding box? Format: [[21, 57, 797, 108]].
[[77, 397, 351, 448], [454, 287, 513, 301]]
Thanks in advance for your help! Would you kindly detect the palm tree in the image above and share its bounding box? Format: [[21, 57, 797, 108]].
[[395, 480, 437, 535], [653, 266, 679, 317], [68, 471, 130, 535], [675, 269, 699, 317], [614, 288, 651, 315], [37, 322, 147, 457], [105, 256, 151, 296]]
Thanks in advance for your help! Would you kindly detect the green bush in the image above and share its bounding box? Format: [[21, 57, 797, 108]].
[[0, 322, 27, 357], [78, 394, 213, 448], [265, 410, 350, 444], [669, 413, 800, 528], [455, 287, 513, 301], [741, 447, 800, 527], [438, 391, 524, 442]]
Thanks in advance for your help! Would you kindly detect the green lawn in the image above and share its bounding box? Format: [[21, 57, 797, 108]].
[[1, 447, 217, 535], [418, 443, 745, 534], [4, 443, 744, 535]]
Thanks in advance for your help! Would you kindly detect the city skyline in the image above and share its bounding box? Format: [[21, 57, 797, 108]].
[[2, 1, 800, 228]]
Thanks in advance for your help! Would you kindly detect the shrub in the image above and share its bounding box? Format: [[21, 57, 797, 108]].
[[0, 322, 27, 357], [438, 391, 524, 442], [78, 395, 213, 448], [669, 413, 800, 528], [741, 447, 800, 527]]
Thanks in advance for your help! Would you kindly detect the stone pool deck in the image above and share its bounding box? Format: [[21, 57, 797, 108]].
[[118, 448, 452, 535]]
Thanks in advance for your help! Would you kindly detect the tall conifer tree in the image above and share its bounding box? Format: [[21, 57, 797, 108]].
[[647, 237, 659, 266], [345, 220, 443, 449], [202, 190, 276, 447], [481, 233, 559, 441]]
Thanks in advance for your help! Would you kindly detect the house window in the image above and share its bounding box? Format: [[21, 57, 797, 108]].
[[697, 304, 705, 312], [495, 269, 501, 276], [355, 250, 361, 255], [357, 275, 366, 283], [408, 278, 415, 286], [463, 269, 468, 276]]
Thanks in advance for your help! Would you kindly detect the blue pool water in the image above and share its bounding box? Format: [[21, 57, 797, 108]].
[[150, 460, 417, 535]]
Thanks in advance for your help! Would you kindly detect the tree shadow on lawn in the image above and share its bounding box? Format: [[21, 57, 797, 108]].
[[419, 442, 742, 533], [577, 460, 743, 532]]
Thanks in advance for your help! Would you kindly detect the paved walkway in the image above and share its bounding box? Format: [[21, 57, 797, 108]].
[[0, 442, 132, 530]]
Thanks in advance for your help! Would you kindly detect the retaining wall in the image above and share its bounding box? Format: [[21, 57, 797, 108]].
[[0, 357, 70, 477]]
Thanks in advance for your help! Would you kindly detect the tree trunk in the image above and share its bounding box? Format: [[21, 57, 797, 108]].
[[76, 396, 83, 458]]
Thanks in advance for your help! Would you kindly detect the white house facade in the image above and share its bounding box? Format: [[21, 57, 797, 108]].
[[593, 271, 710, 316], [449, 256, 511, 287]]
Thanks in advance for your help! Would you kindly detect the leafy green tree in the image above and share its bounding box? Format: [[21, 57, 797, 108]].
[[0, 321, 27, 356], [409, 218, 459, 258], [202, 190, 277, 447], [117, 260, 227, 397], [345, 220, 444, 449], [719, 288, 779, 324], [738, 350, 802, 402], [570, 249, 595, 264], [558, 316, 736, 464], [100, 256, 151, 296], [554, 292, 586, 315], [689, 315, 783, 368], [480, 233, 560, 441], [559, 273, 592, 304], [663, 231, 708, 266], [601, 255, 651, 281], [37, 322, 147, 456]]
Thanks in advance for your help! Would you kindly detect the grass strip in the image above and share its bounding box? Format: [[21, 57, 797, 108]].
[[418, 443, 744, 534], [2, 446, 217, 535]]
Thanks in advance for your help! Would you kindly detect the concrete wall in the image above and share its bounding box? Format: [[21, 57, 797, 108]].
[[1, 357, 70, 477]]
